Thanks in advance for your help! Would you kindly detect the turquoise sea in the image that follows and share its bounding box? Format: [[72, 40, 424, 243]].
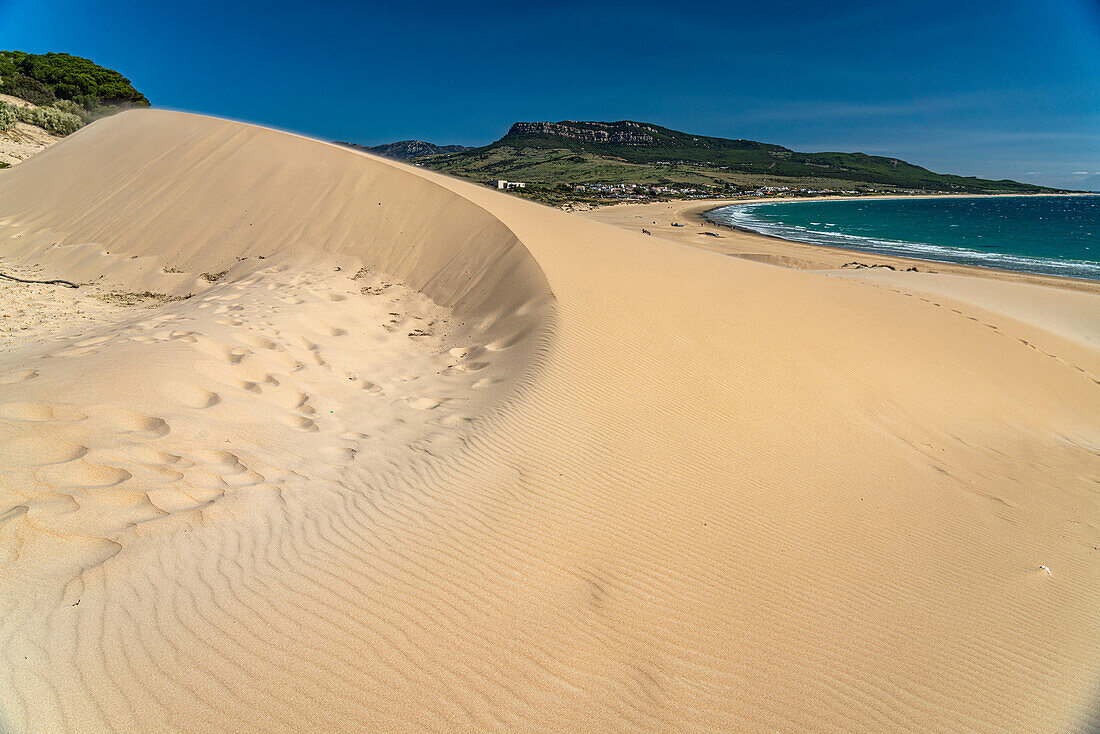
[[707, 195, 1100, 280]]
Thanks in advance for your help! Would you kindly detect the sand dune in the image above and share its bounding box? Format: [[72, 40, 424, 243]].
[[0, 110, 1098, 732]]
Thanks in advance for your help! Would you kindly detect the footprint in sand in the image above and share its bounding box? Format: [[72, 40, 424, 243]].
[[0, 437, 88, 466], [191, 449, 247, 474], [165, 383, 221, 410], [401, 396, 446, 411], [190, 335, 251, 364], [72, 335, 112, 348], [92, 407, 171, 438], [50, 345, 101, 358], [318, 445, 357, 462], [489, 325, 534, 351], [0, 368, 38, 384], [118, 445, 185, 467], [37, 460, 132, 489], [0, 403, 87, 422], [238, 333, 280, 351], [279, 413, 318, 432]]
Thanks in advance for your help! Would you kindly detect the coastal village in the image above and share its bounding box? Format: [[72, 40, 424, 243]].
[[571, 182, 868, 200], [529, 180, 930, 205]]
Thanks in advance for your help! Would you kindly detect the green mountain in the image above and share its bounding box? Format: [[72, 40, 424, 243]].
[[419, 120, 1060, 202], [0, 50, 150, 119]]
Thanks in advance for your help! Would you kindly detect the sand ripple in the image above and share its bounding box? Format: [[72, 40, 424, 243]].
[[0, 110, 1096, 733]]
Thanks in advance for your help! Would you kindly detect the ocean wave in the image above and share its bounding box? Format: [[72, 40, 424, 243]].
[[708, 203, 1100, 281]]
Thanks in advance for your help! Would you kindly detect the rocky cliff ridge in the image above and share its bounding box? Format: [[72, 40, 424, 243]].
[[507, 121, 659, 145]]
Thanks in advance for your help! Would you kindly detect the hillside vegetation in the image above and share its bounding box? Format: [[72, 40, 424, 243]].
[[419, 120, 1060, 204], [0, 51, 149, 121], [0, 101, 82, 136]]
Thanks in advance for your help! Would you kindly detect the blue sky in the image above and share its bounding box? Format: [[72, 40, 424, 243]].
[[2, 0, 1098, 188]]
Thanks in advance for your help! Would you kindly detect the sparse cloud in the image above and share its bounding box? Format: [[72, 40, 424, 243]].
[[730, 93, 992, 125], [725, 87, 1076, 127]]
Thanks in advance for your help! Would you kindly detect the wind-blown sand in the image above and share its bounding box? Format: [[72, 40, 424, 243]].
[[1, 110, 1098, 733]]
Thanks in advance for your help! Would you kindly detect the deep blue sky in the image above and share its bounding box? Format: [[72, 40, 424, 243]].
[[3, 0, 1099, 188]]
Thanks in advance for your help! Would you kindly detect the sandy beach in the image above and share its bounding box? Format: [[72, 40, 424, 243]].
[[1, 110, 1098, 732], [586, 197, 1100, 289]]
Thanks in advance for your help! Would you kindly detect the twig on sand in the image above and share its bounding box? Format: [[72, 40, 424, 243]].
[[0, 271, 80, 288]]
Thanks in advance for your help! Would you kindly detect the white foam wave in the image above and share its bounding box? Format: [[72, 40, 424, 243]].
[[708, 204, 1100, 280]]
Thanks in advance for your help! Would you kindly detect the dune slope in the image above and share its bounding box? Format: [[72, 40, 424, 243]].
[[0, 110, 1098, 732]]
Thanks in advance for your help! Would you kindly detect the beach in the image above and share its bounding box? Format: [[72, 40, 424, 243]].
[[1, 110, 1098, 732], [589, 197, 1100, 284]]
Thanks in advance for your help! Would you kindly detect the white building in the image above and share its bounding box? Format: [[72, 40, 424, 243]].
[[491, 179, 526, 190]]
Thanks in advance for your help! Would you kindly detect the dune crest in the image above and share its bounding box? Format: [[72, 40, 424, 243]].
[[0, 111, 1097, 732]]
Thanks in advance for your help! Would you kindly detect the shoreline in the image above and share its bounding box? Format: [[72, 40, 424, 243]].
[[704, 192, 1098, 281], [583, 197, 1100, 295], [706, 203, 1099, 284]]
